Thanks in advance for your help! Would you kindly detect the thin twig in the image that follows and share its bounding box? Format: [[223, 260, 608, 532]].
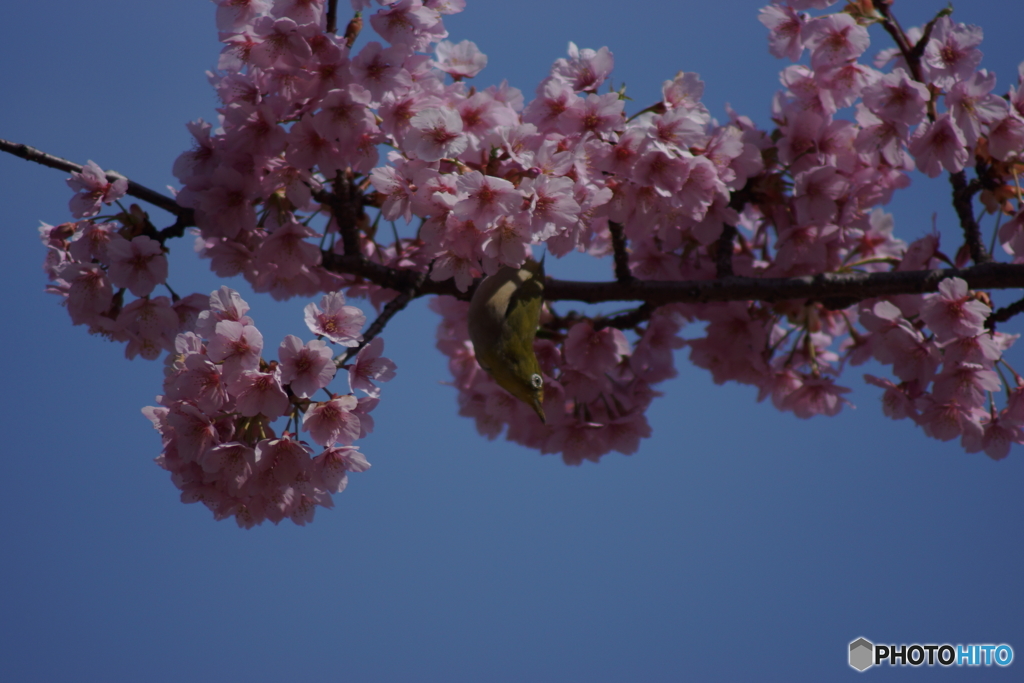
[[715, 224, 738, 278], [0, 138, 191, 221], [950, 170, 992, 264], [594, 303, 655, 331], [987, 295, 1024, 331], [338, 268, 429, 365]]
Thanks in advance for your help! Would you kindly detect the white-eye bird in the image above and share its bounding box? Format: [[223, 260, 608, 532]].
[[467, 259, 546, 422]]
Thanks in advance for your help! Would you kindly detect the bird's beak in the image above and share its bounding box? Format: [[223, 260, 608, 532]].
[[532, 399, 546, 424]]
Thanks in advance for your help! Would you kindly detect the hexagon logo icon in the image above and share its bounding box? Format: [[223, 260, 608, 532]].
[[849, 638, 874, 671]]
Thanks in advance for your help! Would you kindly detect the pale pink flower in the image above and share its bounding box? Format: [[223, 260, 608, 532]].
[[916, 395, 983, 443], [195, 286, 254, 339], [661, 71, 705, 111], [922, 17, 984, 89], [284, 114, 346, 175], [793, 166, 849, 226], [522, 79, 580, 133], [551, 43, 614, 93], [908, 115, 968, 177], [249, 16, 312, 67], [105, 235, 168, 297], [481, 215, 531, 266], [117, 296, 179, 360], [406, 107, 468, 161], [271, 0, 325, 26], [558, 92, 624, 136], [303, 395, 361, 446], [304, 292, 365, 346], [350, 42, 411, 103], [932, 362, 1001, 408], [987, 112, 1024, 161], [167, 354, 230, 413], [424, 0, 464, 13], [631, 314, 685, 383], [452, 171, 521, 227], [229, 367, 290, 419], [369, 0, 442, 52], [945, 69, 1008, 147], [347, 338, 397, 397], [66, 161, 128, 218], [434, 39, 487, 79], [167, 403, 220, 463], [207, 320, 264, 377], [861, 68, 929, 126], [278, 335, 336, 398], [801, 14, 869, 69], [520, 175, 580, 239], [68, 221, 118, 263], [779, 375, 852, 418], [759, 3, 807, 62], [864, 375, 920, 421], [214, 0, 270, 31], [310, 446, 370, 493], [962, 411, 1021, 460], [920, 277, 990, 342], [59, 263, 113, 325], [564, 321, 630, 376]]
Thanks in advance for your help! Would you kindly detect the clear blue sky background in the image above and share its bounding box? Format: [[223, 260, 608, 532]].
[[2, 1, 1023, 680]]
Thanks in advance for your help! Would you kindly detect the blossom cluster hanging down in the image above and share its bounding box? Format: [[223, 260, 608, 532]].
[[28, 0, 1024, 514]]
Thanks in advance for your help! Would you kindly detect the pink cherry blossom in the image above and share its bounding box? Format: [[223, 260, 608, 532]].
[[759, 4, 806, 62], [207, 320, 264, 378], [434, 39, 487, 79], [452, 171, 521, 227], [105, 235, 169, 297], [278, 335, 337, 398], [406, 107, 468, 161], [59, 263, 114, 325], [922, 17, 984, 89], [801, 14, 869, 69], [564, 321, 630, 376], [861, 68, 929, 126], [348, 337, 397, 397], [303, 395, 362, 446], [117, 296, 179, 360], [304, 292, 365, 346], [908, 115, 968, 178], [310, 446, 370, 493], [550, 43, 613, 93], [945, 69, 1008, 147], [230, 367, 290, 419], [919, 277, 990, 342], [66, 160, 128, 218]]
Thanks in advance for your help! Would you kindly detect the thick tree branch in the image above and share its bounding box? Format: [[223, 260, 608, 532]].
[[325, 0, 339, 33], [607, 221, 634, 283], [1, 138, 192, 223], [322, 252, 1024, 308]]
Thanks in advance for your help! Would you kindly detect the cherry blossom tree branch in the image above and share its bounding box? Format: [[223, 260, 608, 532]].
[[325, 0, 339, 33], [0, 138, 192, 224], [607, 221, 635, 283], [950, 169, 992, 263], [986, 295, 1024, 331], [339, 267, 428, 364]]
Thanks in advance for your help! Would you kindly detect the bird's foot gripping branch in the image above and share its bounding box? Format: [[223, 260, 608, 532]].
[[14, 0, 1024, 524]]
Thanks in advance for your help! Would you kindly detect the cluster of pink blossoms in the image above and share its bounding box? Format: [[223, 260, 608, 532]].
[[37, 0, 1024, 473], [142, 287, 395, 526]]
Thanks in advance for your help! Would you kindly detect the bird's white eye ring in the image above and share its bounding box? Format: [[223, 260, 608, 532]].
[[531, 373, 543, 389]]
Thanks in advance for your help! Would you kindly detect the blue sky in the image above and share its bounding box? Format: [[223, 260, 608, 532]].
[[2, 1, 1023, 680]]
